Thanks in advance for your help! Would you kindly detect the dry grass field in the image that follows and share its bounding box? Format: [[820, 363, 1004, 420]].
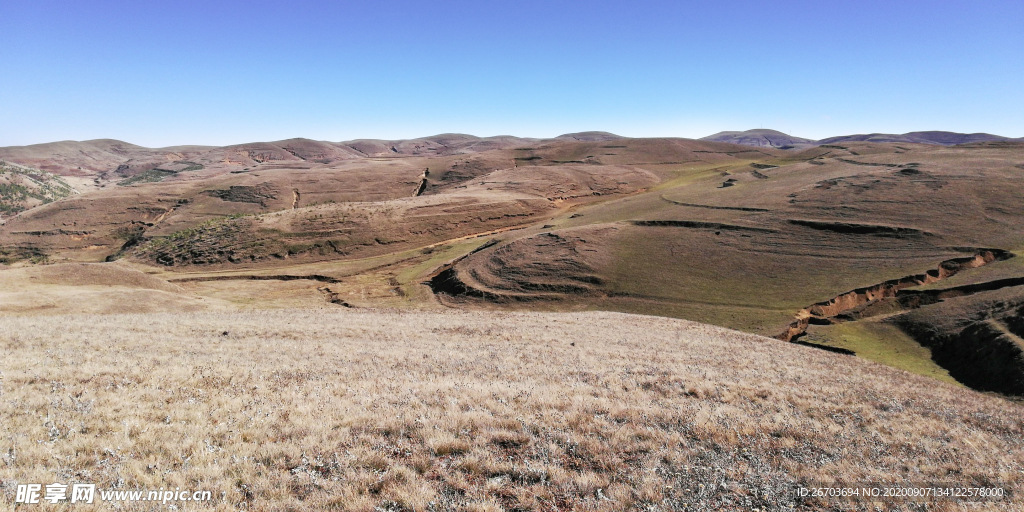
[[2, 309, 1022, 511]]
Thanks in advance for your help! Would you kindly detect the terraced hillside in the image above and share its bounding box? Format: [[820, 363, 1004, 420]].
[[3, 135, 1024, 398]]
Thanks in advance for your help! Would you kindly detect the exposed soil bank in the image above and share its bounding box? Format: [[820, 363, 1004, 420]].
[[425, 233, 602, 303], [424, 240, 503, 300], [427, 266, 505, 301], [629, 220, 776, 233], [412, 169, 429, 197], [788, 219, 931, 237], [893, 306, 1024, 396], [777, 249, 1015, 342], [317, 286, 353, 307], [659, 196, 771, 212], [168, 274, 343, 284]]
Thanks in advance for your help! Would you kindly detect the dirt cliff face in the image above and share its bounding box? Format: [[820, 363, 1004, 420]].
[[892, 298, 1024, 396], [771, 249, 1024, 396], [777, 250, 1016, 342]]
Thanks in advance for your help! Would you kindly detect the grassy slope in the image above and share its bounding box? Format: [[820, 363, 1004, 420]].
[[800, 321, 960, 386], [2, 309, 1021, 511]]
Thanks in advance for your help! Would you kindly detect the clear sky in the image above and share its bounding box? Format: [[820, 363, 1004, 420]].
[[2, 0, 1021, 147]]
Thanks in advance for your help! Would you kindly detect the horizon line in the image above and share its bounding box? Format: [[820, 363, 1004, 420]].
[[2, 128, 1022, 150]]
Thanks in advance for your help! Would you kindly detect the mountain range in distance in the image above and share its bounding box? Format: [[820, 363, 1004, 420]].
[[0, 131, 626, 179], [2, 128, 1016, 178], [700, 128, 1022, 150]]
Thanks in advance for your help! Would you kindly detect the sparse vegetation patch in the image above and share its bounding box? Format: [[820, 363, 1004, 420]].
[[117, 168, 178, 185], [201, 183, 278, 206], [0, 160, 74, 216]]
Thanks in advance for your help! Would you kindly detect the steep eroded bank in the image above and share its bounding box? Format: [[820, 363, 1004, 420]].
[[892, 298, 1024, 396], [777, 249, 1015, 342], [777, 249, 1024, 396]]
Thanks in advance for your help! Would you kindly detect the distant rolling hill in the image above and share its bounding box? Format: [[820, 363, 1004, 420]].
[[704, 128, 1022, 149], [818, 131, 1019, 146], [0, 133, 624, 180], [700, 129, 816, 149], [0, 134, 543, 179], [553, 131, 625, 142], [0, 134, 775, 268]]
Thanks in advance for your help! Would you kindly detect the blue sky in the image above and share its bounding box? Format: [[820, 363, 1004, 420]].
[[2, 0, 1021, 147]]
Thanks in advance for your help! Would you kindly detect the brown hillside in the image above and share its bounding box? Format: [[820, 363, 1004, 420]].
[[3, 135, 1024, 398]]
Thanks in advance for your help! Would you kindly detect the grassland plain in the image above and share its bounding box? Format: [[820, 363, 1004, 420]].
[[2, 309, 1022, 511]]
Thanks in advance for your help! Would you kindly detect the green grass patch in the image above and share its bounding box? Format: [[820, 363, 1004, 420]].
[[649, 168, 728, 192], [591, 298, 794, 337], [649, 160, 769, 192], [394, 239, 489, 297], [802, 321, 960, 386]]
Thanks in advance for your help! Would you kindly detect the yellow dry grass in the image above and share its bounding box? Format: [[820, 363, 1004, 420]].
[[1, 309, 1022, 511]]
